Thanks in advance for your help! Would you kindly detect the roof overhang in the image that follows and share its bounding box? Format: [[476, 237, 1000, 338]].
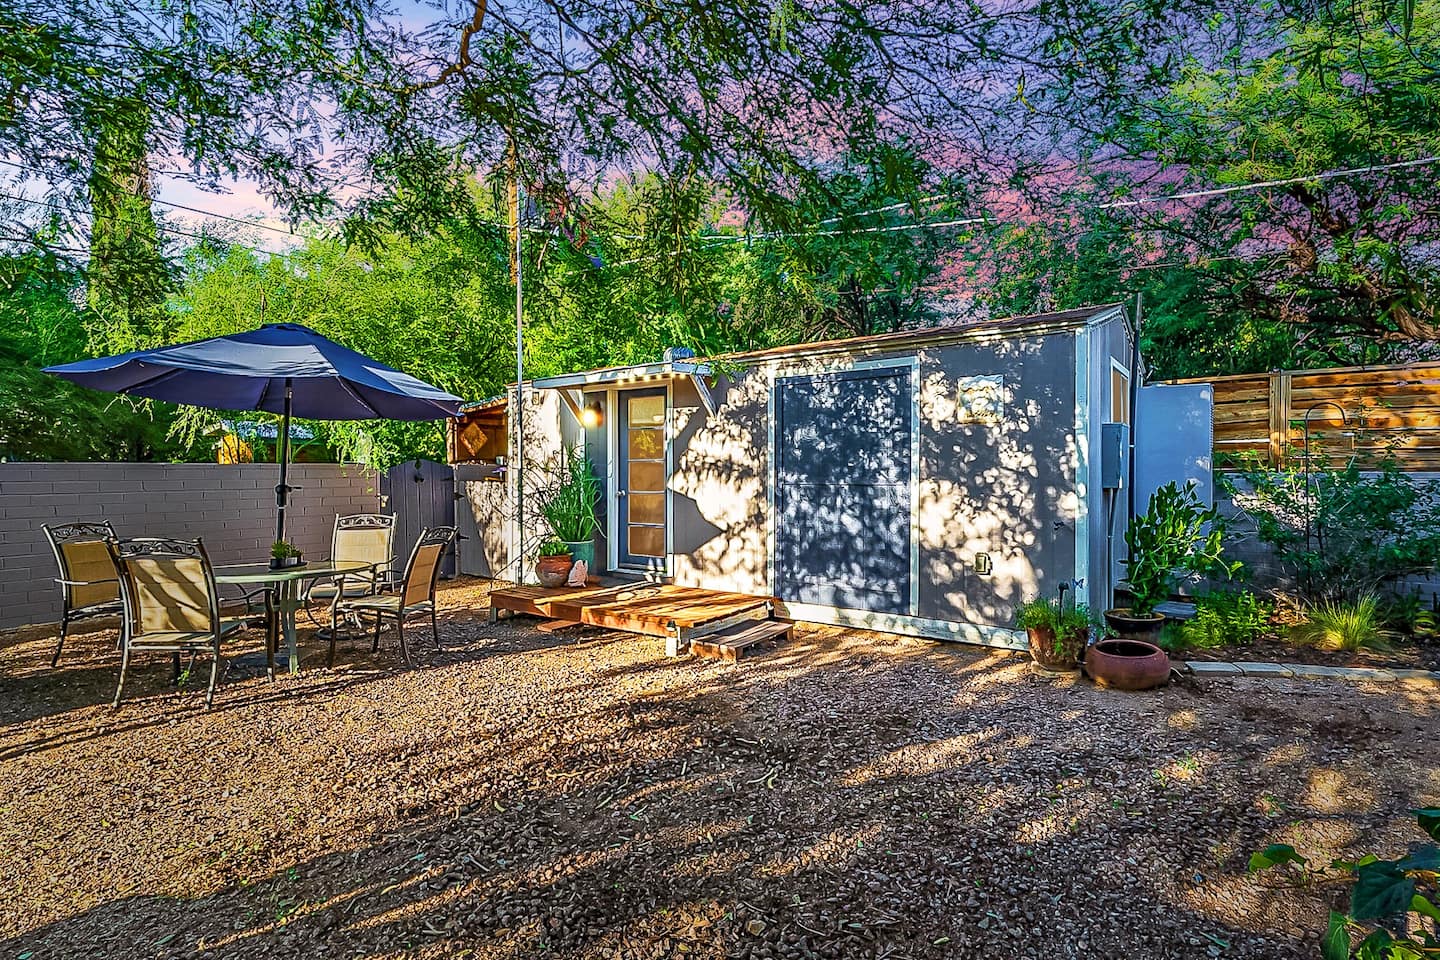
[[529, 360, 718, 416], [529, 360, 712, 390]]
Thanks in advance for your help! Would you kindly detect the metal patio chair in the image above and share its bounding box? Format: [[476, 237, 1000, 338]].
[[108, 537, 244, 709], [304, 513, 397, 630], [330, 525, 456, 668], [43, 521, 122, 666]]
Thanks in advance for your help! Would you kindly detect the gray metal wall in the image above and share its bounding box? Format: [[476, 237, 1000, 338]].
[[0, 462, 379, 629], [669, 331, 1084, 631]]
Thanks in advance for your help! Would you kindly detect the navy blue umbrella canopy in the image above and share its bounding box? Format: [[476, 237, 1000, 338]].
[[45, 322, 463, 421], [46, 323, 465, 543]]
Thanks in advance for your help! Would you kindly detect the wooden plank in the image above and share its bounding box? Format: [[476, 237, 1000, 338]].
[[488, 583, 773, 636], [1269, 372, 1290, 467], [693, 621, 792, 662], [537, 618, 585, 633]]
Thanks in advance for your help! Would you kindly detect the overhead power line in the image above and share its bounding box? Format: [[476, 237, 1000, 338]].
[[0, 190, 282, 257], [0, 158, 304, 239]]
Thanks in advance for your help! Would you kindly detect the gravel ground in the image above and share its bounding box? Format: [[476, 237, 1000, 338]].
[[1, 576, 1437, 960]]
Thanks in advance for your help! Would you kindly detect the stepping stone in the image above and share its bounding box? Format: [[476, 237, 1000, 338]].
[[1234, 662, 1293, 678], [1187, 661, 1242, 676]]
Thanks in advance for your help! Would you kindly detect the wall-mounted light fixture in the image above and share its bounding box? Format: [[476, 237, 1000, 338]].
[[974, 552, 993, 576], [581, 400, 604, 429]]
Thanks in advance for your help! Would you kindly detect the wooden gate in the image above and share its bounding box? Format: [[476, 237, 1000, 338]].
[[380, 459, 457, 578]]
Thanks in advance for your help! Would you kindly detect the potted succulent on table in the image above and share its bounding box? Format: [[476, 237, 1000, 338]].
[[1016, 594, 1093, 671], [535, 538, 573, 588], [540, 447, 602, 573], [269, 540, 304, 570]]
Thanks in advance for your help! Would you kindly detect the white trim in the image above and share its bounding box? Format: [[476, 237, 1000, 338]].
[[780, 602, 1027, 650], [610, 383, 672, 576], [605, 386, 619, 571], [767, 356, 921, 617], [1109, 357, 1132, 426], [1074, 328, 1091, 592]]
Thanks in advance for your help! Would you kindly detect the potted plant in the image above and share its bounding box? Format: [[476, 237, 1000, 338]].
[[269, 540, 304, 569], [539, 447, 602, 572], [1108, 481, 1239, 644], [1016, 595, 1093, 671], [535, 538, 573, 588]]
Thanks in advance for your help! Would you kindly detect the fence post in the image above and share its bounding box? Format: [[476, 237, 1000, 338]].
[[1267, 372, 1292, 467]]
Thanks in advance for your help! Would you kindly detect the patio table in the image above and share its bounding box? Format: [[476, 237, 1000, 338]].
[[215, 561, 373, 676]]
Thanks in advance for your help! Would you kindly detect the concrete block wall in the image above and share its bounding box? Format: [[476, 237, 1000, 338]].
[[1215, 472, 1440, 602], [0, 462, 379, 629]]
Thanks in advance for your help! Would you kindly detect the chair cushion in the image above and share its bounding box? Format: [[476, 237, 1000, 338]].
[[129, 619, 243, 649]]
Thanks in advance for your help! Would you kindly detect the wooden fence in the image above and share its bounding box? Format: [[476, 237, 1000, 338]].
[[1170, 362, 1440, 470]]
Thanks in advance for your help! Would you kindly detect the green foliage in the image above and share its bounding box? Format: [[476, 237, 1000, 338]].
[[270, 540, 298, 560], [1229, 461, 1440, 604], [168, 228, 513, 466], [1292, 595, 1394, 652], [1114, 0, 1440, 348], [0, 253, 198, 461], [1015, 597, 1093, 636], [1123, 483, 1240, 617], [1250, 810, 1440, 958], [1380, 593, 1439, 639], [539, 447, 601, 544], [536, 539, 571, 558], [1165, 591, 1273, 650]]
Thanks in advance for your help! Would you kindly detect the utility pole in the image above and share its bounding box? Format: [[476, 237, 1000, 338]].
[[509, 142, 526, 582]]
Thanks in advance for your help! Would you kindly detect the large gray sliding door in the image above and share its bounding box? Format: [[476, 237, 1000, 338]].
[[774, 367, 913, 614]]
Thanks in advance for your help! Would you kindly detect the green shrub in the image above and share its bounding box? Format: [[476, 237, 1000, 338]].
[[1016, 596, 1092, 636], [1291, 595, 1393, 651], [537, 538, 572, 558], [1171, 590, 1273, 650], [539, 446, 601, 543], [1380, 591, 1439, 639], [1123, 482, 1240, 616], [1228, 460, 1440, 605], [1249, 808, 1440, 958]]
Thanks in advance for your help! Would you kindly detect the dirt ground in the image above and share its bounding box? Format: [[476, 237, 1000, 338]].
[[1, 577, 1437, 960]]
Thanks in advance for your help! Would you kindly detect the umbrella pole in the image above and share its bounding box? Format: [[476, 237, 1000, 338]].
[[275, 378, 293, 545]]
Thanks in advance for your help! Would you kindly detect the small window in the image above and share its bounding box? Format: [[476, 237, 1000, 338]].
[[1111, 365, 1131, 424], [956, 375, 1004, 424]]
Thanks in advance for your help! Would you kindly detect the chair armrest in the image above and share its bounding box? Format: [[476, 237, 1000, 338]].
[[54, 577, 118, 587]]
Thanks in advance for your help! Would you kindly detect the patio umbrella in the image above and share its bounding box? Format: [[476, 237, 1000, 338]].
[[45, 322, 465, 543]]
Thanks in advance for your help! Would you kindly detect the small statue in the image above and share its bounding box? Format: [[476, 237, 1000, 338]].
[[567, 559, 588, 587]]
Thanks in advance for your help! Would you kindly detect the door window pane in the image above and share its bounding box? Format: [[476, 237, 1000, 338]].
[[628, 461, 665, 492], [628, 525, 665, 557], [629, 493, 665, 525], [628, 394, 665, 425], [628, 427, 664, 460]]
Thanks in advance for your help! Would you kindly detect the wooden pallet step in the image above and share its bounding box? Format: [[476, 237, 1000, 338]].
[[692, 620, 793, 662], [536, 618, 586, 634]]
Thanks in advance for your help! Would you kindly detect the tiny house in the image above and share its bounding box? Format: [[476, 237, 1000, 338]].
[[455, 303, 1150, 647]]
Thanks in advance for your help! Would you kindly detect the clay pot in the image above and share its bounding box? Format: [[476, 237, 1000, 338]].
[[1084, 638, 1172, 690], [1027, 626, 1087, 672], [535, 554, 573, 588], [1103, 608, 1166, 645]]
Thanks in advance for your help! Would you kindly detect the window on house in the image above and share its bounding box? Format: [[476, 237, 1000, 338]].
[[1111, 365, 1131, 424]]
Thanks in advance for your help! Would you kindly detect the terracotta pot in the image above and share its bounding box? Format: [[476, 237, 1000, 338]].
[[1084, 638, 1172, 690], [535, 554, 573, 588], [1027, 625, 1087, 672], [1103, 608, 1166, 645]]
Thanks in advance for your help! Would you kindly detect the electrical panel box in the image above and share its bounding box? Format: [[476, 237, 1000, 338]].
[[1101, 422, 1128, 490]]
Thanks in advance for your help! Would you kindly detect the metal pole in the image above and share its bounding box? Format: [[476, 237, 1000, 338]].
[[274, 377, 293, 545], [513, 159, 526, 582]]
